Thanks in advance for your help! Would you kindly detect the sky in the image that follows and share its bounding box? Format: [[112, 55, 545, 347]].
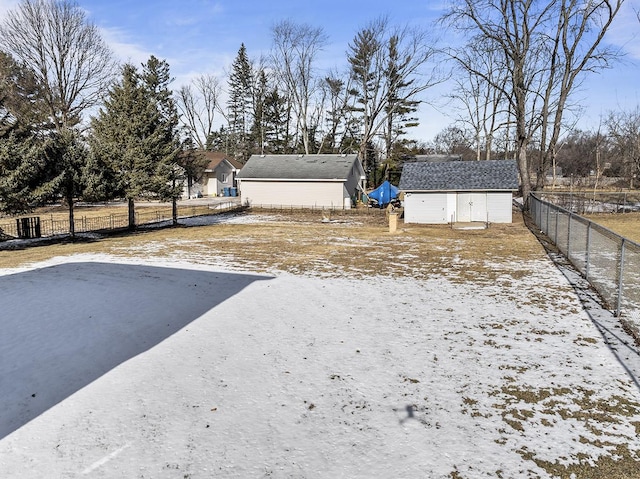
[[0, 0, 639, 141]]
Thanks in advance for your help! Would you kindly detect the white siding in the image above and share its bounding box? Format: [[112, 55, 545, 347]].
[[487, 192, 513, 223], [404, 192, 453, 224], [404, 191, 513, 224], [239, 181, 346, 208]]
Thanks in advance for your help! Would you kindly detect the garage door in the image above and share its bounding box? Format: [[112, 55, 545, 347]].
[[405, 193, 449, 224]]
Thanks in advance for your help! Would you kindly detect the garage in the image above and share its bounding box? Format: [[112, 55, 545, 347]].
[[399, 160, 520, 225]]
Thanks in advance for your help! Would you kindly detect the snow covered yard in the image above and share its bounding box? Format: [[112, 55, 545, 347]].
[[0, 212, 639, 478]]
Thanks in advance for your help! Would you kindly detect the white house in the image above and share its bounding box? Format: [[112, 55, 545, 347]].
[[236, 154, 366, 209], [399, 159, 520, 224]]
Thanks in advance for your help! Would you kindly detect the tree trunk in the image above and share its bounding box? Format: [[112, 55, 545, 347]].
[[172, 198, 178, 226], [128, 198, 135, 230], [518, 142, 531, 211], [67, 193, 75, 238]]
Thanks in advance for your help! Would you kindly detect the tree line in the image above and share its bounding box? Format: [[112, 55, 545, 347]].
[[0, 0, 634, 234]]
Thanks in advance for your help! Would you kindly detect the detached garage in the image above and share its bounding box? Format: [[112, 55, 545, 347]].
[[399, 160, 520, 224], [236, 154, 365, 209]]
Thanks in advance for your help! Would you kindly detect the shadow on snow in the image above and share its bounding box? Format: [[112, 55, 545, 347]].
[[0, 262, 271, 439], [524, 214, 640, 391]]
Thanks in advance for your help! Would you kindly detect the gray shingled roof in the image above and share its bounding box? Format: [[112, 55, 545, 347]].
[[399, 159, 520, 191], [236, 154, 361, 180]]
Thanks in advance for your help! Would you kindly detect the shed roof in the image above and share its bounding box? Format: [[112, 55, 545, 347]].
[[399, 159, 520, 191], [200, 151, 243, 171], [237, 154, 362, 181]]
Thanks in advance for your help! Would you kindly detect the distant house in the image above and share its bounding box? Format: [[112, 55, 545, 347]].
[[192, 151, 243, 197], [236, 154, 365, 209], [399, 159, 520, 224]]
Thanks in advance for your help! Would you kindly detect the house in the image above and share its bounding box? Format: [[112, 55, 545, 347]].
[[399, 159, 520, 224], [236, 154, 365, 209], [192, 151, 243, 197]]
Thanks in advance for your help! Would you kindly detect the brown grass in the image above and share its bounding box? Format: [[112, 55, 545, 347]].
[[0, 208, 546, 281], [584, 212, 640, 243]]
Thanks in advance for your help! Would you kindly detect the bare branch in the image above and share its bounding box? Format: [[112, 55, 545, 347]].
[[0, 0, 116, 129]]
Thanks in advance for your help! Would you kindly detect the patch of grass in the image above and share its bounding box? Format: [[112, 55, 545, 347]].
[[493, 384, 640, 477], [527, 444, 640, 479], [0, 209, 547, 279], [584, 212, 640, 244]]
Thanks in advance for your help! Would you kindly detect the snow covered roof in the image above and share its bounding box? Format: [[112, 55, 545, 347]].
[[236, 154, 362, 181], [399, 159, 520, 192]]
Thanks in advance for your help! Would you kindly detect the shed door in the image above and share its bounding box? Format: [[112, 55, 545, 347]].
[[405, 193, 449, 224], [457, 193, 487, 222]]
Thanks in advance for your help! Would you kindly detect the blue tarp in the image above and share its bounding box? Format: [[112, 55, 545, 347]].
[[368, 181, 399, 207]]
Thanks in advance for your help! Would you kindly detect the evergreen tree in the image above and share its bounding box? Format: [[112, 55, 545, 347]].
[[251, 69, 268, 154], [88, 63, 166, 229], [0, 50, 54, 217], [262, 87, 289, 154], [227, 44, 253, 162], [0, 133, 46, 214], [384, 35, 419, 159], [0, 51, 46, 138], [141, 56, 182, 224]]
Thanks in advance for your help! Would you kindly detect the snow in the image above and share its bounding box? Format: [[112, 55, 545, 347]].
[[1, 216, 640, 478]]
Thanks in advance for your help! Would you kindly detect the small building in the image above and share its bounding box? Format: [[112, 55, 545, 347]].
[[236, 154, 365, 209], [399, 159, 520, 224], [198, 152, 243, 197]]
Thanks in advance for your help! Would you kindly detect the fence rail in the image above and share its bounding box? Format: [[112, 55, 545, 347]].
[[529, 193, 640, 322], [0, 201, 241, 240], [536, 191, 640, 215]]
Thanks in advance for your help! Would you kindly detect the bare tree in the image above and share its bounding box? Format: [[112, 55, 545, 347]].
[[449, 39, 510, 161], [535, 0, 623, 190], [271, 20, 328, 154], [0, 0, 115, 130], [0, 0, 115, 236], [442, 0, 624, 208], [606, 106, 640, 188], [318, 70, 357, 153], [176, 74, 222, 150], [347, 16, 442, 181]]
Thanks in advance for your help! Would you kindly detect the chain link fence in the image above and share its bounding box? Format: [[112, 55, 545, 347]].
[[536, 191, 640, 214], [529, 193, 640, 329]]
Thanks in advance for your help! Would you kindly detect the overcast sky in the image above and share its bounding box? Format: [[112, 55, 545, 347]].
[[1, 0, 639, 141]]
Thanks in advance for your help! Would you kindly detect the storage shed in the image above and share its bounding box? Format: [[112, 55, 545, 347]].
[[236, 154, 365, 209], [399, 159, 520, 224]]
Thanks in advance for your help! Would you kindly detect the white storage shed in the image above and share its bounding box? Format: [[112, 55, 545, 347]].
[[399, 160, 520, 224]]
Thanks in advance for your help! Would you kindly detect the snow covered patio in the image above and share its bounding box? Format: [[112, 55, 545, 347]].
[[0, 212, 639, 478]]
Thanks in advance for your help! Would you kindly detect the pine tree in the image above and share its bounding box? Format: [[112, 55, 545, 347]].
[[384, 35, 419, 159], [88, 63, 164, 229], [141, 56, 182, 224], [227, 44, 253, 162], [262, 87, 289, 154], [0, 50, 54, 216]]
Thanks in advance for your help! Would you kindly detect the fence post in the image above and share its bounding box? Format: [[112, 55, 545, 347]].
[[615, 239, 626, 317], [546, 201, 550, 235], [554, 205, 559, 245], [567, 211, 572, 258], [585, 222, 592, 280]]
